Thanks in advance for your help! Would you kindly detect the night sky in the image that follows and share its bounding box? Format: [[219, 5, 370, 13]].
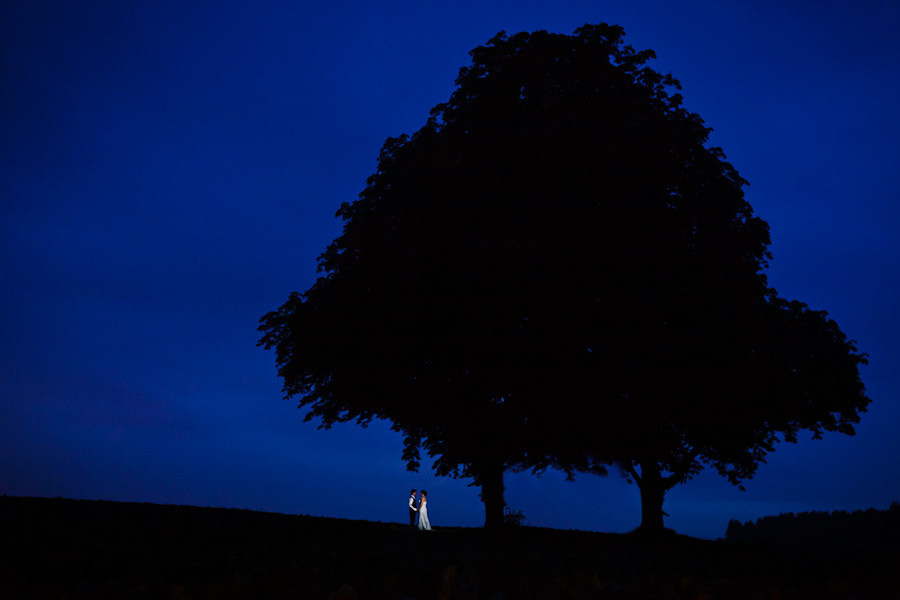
[[2, 1, 899, 540]]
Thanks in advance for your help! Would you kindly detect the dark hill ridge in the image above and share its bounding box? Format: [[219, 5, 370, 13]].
[[1, 496, 897, 598]]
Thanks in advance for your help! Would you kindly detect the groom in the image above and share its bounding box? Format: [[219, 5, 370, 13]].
[[408, 489, 418, 526]]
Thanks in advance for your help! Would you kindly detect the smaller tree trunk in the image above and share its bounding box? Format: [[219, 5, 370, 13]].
[[636, 459, 667, 534]]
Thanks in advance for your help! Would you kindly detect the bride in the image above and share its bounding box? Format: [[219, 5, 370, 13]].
[[417, 490, 432, 531]]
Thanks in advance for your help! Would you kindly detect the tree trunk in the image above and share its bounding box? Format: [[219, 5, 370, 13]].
[[636, 459, 667, 534], [478, 460, 506, 529]]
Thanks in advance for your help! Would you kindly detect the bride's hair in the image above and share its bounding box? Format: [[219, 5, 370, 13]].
[[421, 490, 427, 497]]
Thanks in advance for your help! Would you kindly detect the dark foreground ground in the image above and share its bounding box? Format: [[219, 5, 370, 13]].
[[1, 496, 897, 599]]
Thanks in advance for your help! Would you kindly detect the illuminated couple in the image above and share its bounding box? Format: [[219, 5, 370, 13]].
[[408, 489, 432, 530]]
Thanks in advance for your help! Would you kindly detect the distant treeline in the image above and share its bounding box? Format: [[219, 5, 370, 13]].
[[726, 502, 900, 546]]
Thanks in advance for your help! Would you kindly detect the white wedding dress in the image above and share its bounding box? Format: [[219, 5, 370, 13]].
[[417, 498, 432, 531]]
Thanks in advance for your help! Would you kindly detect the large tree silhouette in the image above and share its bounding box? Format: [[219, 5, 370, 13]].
[[259, 24, 869, 530]]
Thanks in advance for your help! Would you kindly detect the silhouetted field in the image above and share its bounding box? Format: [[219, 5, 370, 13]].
[[1, 496, 897, 598]]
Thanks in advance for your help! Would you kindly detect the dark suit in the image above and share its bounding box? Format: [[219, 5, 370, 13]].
[[409, 494, 418, 526]]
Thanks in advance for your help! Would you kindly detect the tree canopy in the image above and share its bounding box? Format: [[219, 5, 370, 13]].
[[259, 23, 870, 531]]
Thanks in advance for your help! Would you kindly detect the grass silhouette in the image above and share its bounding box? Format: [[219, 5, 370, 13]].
[[1, 496, 897, 598]]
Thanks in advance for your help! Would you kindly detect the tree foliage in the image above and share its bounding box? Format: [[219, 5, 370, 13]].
[[259, 23, 870, 531]]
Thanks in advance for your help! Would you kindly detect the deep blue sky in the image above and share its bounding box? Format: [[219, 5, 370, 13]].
[[2, 1, 899, 539]]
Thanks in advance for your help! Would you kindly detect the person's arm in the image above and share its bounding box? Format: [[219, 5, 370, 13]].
[[409, 496, 417, 511]]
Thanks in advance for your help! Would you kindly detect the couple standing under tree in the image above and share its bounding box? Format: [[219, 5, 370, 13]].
[[408, 489, 431, 531]]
